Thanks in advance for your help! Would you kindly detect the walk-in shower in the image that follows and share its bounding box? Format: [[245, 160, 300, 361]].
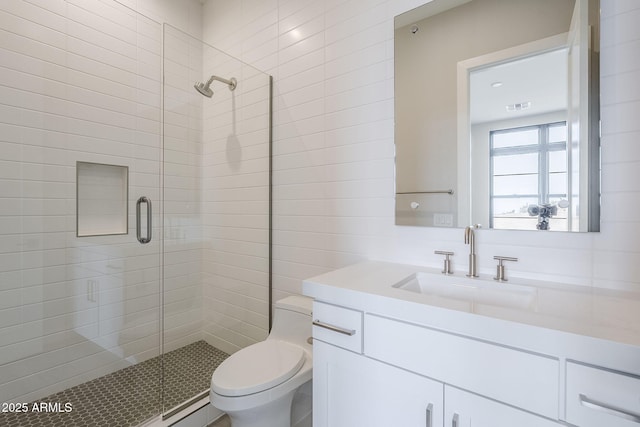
[[194, 75, 238, 97], [0, 3, 271, 426]]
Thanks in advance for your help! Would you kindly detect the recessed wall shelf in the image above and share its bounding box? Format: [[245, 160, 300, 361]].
[[76, 161, 129, 237]]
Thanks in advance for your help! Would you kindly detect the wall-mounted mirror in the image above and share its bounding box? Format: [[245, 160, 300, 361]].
[[394, 0, 600, 232]]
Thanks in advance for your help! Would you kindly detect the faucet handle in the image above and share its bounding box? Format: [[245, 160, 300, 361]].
[[493, 256, 518, 282], [435, 250, 454, 275]]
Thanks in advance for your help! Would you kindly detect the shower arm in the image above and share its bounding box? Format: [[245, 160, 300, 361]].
[[205, 75, 237, 91]]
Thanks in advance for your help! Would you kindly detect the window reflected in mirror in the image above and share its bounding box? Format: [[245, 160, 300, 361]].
[[489, 123, 568, 231]]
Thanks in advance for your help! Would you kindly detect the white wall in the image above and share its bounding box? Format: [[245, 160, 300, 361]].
[[201, 0, 640, 297], [118, 0, 204, 40]]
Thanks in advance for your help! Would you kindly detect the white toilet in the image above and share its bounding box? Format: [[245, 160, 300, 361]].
[[210, 296, 313, 427]]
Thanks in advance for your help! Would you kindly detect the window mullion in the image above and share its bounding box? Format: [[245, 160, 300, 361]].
[[539, 124, 549, 204]]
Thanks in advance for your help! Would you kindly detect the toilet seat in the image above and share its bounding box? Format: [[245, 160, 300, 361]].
[[211, 340, 305, 397]]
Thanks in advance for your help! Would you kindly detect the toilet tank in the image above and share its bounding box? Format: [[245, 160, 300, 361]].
[[268, 296, 312, 348]]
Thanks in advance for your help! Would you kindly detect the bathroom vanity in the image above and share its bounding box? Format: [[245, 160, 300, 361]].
[[303, 261, 640, 427]]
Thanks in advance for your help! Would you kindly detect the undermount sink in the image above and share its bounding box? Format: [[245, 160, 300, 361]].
[[392, 272, 537, 310]]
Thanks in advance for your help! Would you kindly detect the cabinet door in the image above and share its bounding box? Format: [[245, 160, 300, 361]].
[[314, 340, 443, 427], [444, 386, 562, 427]]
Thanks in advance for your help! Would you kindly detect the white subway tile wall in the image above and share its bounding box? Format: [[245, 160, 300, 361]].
[[199, 40, 272, 355], [162, 24, 205, 355], [161, 12, 272, 358], [0, 0, 161, 403], [1, 0, 273, 406], [0, 0, 205, 405], [201, 0, 640, 299]]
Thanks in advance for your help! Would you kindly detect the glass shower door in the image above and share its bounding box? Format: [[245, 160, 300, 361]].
[[0, 2, 163, 426]]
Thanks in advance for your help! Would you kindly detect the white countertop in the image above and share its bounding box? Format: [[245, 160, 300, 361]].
[[303, 260, 640, 374]]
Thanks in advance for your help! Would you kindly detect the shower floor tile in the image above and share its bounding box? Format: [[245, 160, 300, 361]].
[[1, 341, 229, 427]]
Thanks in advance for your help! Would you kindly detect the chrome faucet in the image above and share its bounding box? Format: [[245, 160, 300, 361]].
[[464, 225, 480, 277]]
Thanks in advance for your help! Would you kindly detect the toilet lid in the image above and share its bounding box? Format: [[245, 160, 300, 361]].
[[211, 340, 305, 397]]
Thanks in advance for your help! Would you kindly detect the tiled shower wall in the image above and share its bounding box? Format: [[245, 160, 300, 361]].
[[131, 0, 273, 360], [163, 25, 272, 356], [162, 24, 205, 354], [0, 0, 162, 403], [0, 0, 204, 404], [0, 0, 273, 406], [202, 0, 640, 297], [199, 42, 271, 355]]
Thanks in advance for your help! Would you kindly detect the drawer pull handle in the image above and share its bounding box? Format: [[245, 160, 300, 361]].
[[579, 394, 640, 423], [426, 403, 433, 427], [313, 320, 356, 336], [452, 413, 459, 427]]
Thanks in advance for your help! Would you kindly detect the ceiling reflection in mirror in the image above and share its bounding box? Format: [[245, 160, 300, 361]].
[[394, 0, 600, 232]]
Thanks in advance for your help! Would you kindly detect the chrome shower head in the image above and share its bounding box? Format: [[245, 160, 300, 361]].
[[194, 75, 237, 98]]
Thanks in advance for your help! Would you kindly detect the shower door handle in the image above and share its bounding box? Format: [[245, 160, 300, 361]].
[[136, 196, 152, 244]]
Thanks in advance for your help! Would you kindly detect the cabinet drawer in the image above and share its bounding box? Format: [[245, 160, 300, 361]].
[[566, 362, 640, 427], [313, 301, 362, 353], [445, 386, 565, 427], [365, 314, 559, 419]]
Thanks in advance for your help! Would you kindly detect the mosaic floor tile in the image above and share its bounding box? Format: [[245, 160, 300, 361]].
[[1, 341, 228, 427]]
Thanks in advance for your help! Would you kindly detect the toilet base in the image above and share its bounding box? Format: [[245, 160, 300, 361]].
[[291, 381, 312, 427], [224, 388, 296, 427]]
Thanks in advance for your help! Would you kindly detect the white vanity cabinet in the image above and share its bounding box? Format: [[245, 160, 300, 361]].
[[304, 261, 640, 427], [312, 302, 563, 427]]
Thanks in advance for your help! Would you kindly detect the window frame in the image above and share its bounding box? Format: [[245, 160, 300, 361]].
[[489, 122, 568, 229]]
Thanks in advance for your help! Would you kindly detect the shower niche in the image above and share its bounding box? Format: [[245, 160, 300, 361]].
[[76, 161, 129, 237]]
